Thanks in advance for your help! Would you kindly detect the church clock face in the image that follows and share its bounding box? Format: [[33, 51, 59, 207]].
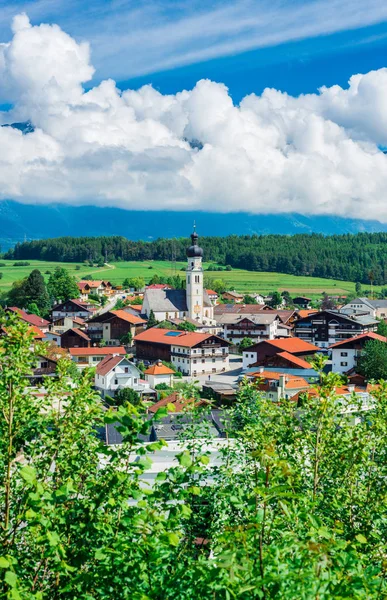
[[194, 304, 201, 314]]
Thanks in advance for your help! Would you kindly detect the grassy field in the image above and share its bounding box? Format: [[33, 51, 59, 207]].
[[0, 260, 114, 293], [0, 258, 379, 297]]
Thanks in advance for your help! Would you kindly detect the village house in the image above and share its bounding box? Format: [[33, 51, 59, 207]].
[[142, 228, 215, 325], [216, 313, 285, 345], [242, 338, 319, 370], [60, 328, 91, 349], [330, 332, 387, 374], [77, 280, 113, 301], [292, 296, 312, 309], [134, 328, 230, 376], [50, 316, 86, 333], [6, 307, 51, 332], [144, 361, 175, 388], [52, 299, 93, 320], [69, 346, 126, 369], [249, 369, 310, 402], [94, 355, 153, 398], [294, 310, 378, 348], [222, 290, 244, 303], [341, 297, 387, 319], [205, 289, 219, 304], [87, 309, 146, 345]]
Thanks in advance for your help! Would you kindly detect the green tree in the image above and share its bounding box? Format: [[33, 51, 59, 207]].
[[114, 298, 125, 309], [355, 281, 362, 295], [122, 278, 131, 288], [120, 332, 133, 346], [269, 290, 282, 308], [177, 321, 197, 332], [146, 309, 158, 329], [7, 269, 50, 314], [243, 294, 256, 304], [47, 267, 79, 302], [239, 336, 253, 351], [26, 302, 41, 317], [358, 339, 387, 379], [212, 278, 227, 294], [377, 319, 387, 337], [109, 387, 141, 406]]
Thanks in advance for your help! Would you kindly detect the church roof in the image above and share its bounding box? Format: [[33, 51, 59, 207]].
[[144, 288, 212, 312], [144, 289, 188, 313]]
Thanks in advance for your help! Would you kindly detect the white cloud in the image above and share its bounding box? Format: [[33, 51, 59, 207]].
[[1, 15, 387, 219]]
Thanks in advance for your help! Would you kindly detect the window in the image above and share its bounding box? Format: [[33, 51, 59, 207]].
[[193, 359, 197, 364], [340, 352, 348, 357], [125, 367, 128, 373], [212, 358, 216, 363], [340, 362, 348, 367], [114, 379, 118, 385], [202, 359, 205, 363], [187, 276, 190, 284]]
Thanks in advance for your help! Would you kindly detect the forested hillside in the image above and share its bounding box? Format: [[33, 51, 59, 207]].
[[6, 232, 387, 285]]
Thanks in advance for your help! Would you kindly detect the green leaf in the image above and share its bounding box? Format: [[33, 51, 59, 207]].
[[167, 532, 180, 547], [5, 571, 17, 587], [19, 465, 37, 486], [166, 403, 176, 412], [355, 534, 367, 544], [199, 455, 210, 465], [177, 451, 192, 468], [95, 549, 107, 561], [0, 557, 10, 569]]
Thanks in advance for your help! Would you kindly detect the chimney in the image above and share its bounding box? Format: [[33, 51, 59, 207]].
[[348, 384, 355, 393], [258, 366, 264, 373], [279, 375, 287, 396]]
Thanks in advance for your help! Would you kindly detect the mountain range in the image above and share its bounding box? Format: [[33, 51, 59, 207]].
[[1, 200, 387, 251]]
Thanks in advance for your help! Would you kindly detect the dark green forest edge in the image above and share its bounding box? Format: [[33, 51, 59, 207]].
[[6, 232, 387, 285]]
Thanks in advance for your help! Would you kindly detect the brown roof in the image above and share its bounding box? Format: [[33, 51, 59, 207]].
[[134, 328, 228, 348], [297, 309, 318, 318], [64, 328, 90, 341], [28, 325, 46, 339], [145, 362, 175, 375], [53, 299, 92, 311], [69, 346, 126, 356], [96, 354, 125, 376], [110, 310, 146, 325], [8, 307, 50, 327]]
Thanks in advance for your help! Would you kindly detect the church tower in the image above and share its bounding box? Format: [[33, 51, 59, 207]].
[[186, 224, 204, 321]]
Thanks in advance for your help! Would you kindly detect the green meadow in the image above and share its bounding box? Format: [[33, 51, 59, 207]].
[[0, 258, 377, 298]]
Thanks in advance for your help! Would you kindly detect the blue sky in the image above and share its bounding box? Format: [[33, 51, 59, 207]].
[[1, 0, 387, 101]]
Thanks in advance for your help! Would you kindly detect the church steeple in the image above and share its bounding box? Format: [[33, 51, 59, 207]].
[[187, 222, 203, 258], [186, 224, 204, 321]]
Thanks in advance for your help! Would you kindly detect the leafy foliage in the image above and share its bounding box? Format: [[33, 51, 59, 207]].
[[47, 267, 80, 302], [358, 339, 387, 379], [0, 314, 386, 598]]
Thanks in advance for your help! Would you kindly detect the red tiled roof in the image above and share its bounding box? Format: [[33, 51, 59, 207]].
[[69, 346, 125, 356], [265, 338, 320, 354], [276, 351, 312, 369], [8, 307, 50, 327], [145, 362, 175, 375], [329, 332, 387, 349], [297, 309, 318, 318], [28, 325, 46, 339], [251, 371, 310, 390], [110, 310, 146, 325], [127, 305, 142, 312], [96, 354, 125, 376], [134, 328, 228, 348], [206, 289, 218, 296], [146, 284, 171, 289]]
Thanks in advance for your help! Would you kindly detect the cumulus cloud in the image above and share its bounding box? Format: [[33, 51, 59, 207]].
[[1, 14, 387, 219]]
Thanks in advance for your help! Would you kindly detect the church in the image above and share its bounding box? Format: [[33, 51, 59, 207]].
[[142, 227, 215, 326]]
